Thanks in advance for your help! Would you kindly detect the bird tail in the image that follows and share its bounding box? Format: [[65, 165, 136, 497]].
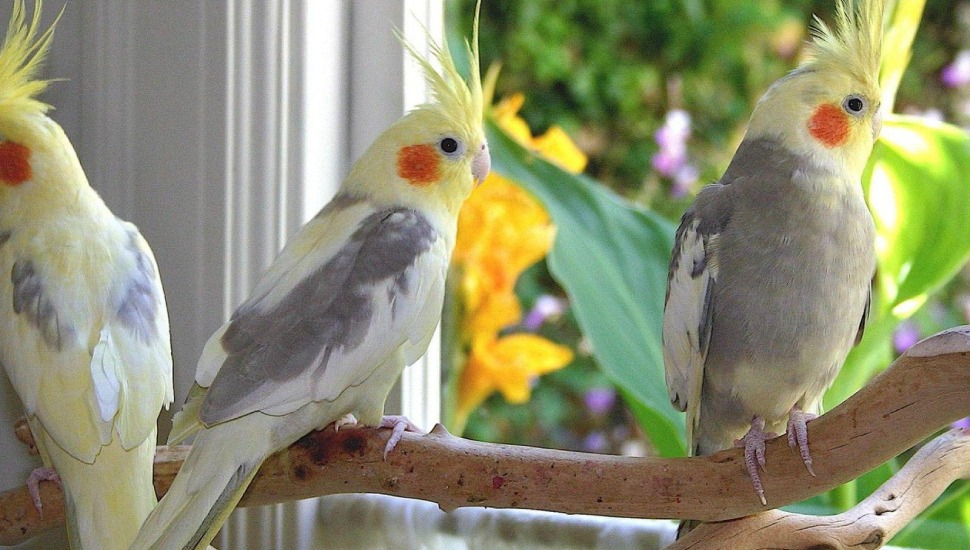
[[130, 419, 269, 550], [37, 424, 158, 550]]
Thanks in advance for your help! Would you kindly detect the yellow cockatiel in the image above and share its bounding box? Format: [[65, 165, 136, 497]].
[[131, 7, 489, 550], [0, 1, 173, 549]]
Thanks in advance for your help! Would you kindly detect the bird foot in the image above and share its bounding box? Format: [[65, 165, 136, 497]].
[[26, 466, 60, 517], [378, 415, 423, 460], [734, 416, 775, 506], [333, 413, 358, 432], [787, 407, 818, 476], [14, 417, 39, 455]]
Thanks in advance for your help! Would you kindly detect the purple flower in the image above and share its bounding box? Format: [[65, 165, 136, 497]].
[[651, 148, 685, 176], [522, 295, 568, 331], [892, 320, 920, 354], [671, 164, 699, 198], [584, 387, 616, 416], [953, 417, 970, 430], [583, 431, 609, 453], [942, 50, 970, 88], [652, 110, 692, 179]]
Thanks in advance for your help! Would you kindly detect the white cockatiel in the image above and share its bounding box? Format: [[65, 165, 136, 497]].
[[663, 0, 882, 509], [0, 1, 174, 549], [131, 10, 489, 550]]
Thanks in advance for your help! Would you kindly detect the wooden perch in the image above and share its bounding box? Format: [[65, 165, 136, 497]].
[[671, 427, 970, 550], [1, 326, 968, 546]]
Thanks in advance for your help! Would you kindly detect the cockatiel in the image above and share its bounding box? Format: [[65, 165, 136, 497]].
[[0, 2, 174, 549], [130, 11, 489, 550], [663, 0, 882, 507]]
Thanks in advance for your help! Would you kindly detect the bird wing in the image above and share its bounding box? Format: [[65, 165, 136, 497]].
[[0, 221, 172, 462], [662, 183, 731, 454], [196, 197, 446, 426]]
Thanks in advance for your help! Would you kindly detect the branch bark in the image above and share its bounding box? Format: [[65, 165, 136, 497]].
[[1, 326, 968, 546], [669, 427, 970, 550]]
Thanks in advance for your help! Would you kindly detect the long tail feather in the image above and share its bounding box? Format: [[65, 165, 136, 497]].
[[130, 418, 272, 550], [35, 422, 157, 550]]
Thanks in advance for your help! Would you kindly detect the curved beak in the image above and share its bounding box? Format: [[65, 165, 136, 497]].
[[472, 141, 491, 186], [871, 110, 883, 142]]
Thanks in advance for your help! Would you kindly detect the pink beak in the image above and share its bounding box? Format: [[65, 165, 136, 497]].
[[472, 141, 491, 185]]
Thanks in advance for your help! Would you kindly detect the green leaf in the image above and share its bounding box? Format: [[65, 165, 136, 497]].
[[486, 119, 686, 457], [864, 115, 970, 316]]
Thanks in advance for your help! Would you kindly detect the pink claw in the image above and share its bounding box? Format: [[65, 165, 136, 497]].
[[787, 407, 819, 476], [734, 417, 775, 506], [26, 466, 60, 517], [378, 415, 423, 459]]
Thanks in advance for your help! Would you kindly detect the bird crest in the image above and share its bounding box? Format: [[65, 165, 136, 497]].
[[398, 1, 483, 148], [0, 0, 59, 120], [801, 0, 883, 93]]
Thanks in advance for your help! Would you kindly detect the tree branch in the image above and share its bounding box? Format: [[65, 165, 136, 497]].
[[1, 327, 968, 546], [669, 427, 970, 550]]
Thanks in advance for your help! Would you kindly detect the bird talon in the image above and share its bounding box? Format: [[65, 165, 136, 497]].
[[26, 467, 61, 517], [333, 413, 358, 432], [787, 407, 818, 476], [379, 415, 424, 459], [736, 417, 770, 505]]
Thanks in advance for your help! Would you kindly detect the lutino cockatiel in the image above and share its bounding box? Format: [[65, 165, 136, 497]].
[[0, 1, 174, 549], [663, 0, 882, 507], [130, 11, 489, 550]]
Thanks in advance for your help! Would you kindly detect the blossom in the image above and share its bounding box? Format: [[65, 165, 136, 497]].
[[652, 109, 699, 195], [892, 320, 920, 354], [583, 431, 609, 453], [456, 334, 574, 428], [522, 294, 568, 330], [454, 175, 556, 336], [449, 93, 586, 433], [941, 50, 970, 88], [584, 387, 616, 416]]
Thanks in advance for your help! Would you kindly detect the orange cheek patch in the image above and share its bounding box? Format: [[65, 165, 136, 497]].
[[807, 103, 849, 148], [0, 141, 32, 186], [397, 144, 440, 186]]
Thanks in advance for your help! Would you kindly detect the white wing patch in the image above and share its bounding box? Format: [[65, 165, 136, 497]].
[[91, 327, 122, 423], [663, 218, 718, 453]]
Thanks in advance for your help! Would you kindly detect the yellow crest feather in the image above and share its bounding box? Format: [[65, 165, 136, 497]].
[[802, 0, 883, 91], [398, 0, 483, 138], [0, 0, 60, 119]]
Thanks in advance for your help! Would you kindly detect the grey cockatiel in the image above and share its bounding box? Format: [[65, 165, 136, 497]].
[[663, 0, 883, 506]]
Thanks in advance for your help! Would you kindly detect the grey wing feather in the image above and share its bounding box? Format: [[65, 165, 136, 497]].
[[11, 260, 75, 351], [116, 229, 162, 343], [662, 183, 732, 451], [200, 207, 438, 425]]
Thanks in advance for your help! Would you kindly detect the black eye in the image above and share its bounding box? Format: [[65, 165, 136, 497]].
[[844, 96, 866, 114], [440, 137, 459, 154]]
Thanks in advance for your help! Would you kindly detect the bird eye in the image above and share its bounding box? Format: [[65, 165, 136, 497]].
[[438, 136, 462, 155], [843, 95, 867, 115]]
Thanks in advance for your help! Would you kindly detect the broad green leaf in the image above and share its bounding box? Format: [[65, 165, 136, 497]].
[[486, 119, 686, 457], [864, 116, 970, 317]]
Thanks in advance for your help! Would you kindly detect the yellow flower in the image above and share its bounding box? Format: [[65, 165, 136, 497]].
[[455, 174, 556, 338], [493, 93, 588, 174], [447, 92, 587, 433], [456, 333, 574, 428]]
